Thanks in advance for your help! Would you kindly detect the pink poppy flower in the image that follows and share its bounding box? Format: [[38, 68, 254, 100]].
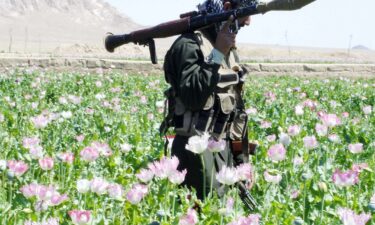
[[293, 156, 304, 166], [29, 145, 44, 159], [303, 136, 318, 149], [351, 163, 369, 173], [320, 113, 341, 127], [140, 96, 148, 104], [295, 105, 304, 116], [279, 133, 291, 146], [216, 165, 238, 185], [348, 143, 364, 154], [207, 139, 226, 153], [303, 99, 317, 110], [24, 218, 59, 225], [147, 113, 154, 120], [362, 105, 372, 115], [30, 114, 50, 128], [290, 189, 300, 199], [337, 208, 371, 225], [22, 137, 40, 149], [168, 169, 187, 185], [80, 147, 99, 162], [332, 169, 359, 187], [90, 177, 108, 195], [39, 157, 54, 170], [126, 183, 148, 205], [57, 152, 75, 164], [35, 185, 56, 201], [264, 91, 276, 102], [260, 120, 272, 129], [59, 96, 68, 104], [120, 143, 133, 153], [20, 183, 40, 198], [149, 156, 180, 179], [67, 95, 82, 105], [236, 163, 254, 182], [95, 81, 102, 87], [76, 179, 91, 194], [342, 112, 350, 118], [315, 123, 328, 136], [264, 170, 282, 184], [246, 107, 258, 115], [91, 141, 112, 157], [85, 108, 94, 115], [107, 183, 124, 200], [179, 208, 198, 225], [266, 134, 276, 142], [328, 134, 340, 143], [7, 160, 28, 177], [136, 169, 154, 183], [227, 214, 261, 225], [267, 144, 286, 162], [185, 133, 209, 154], [68, 210, 91, 225], [218, 197, 234, 215], [75, 135, 85, 142], [50, 193, 69, 206]]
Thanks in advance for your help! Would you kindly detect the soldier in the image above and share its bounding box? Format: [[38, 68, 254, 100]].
[[161, 0, 253, 200]]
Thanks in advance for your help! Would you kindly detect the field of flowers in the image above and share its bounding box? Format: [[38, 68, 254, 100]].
[[0, 69, 374, 225]]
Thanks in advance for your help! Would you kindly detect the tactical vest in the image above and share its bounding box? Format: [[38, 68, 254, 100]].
[[161, 32, 248, 142]]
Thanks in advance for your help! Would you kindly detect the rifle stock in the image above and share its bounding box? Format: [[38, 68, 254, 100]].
[[104, 0, 316, 64]]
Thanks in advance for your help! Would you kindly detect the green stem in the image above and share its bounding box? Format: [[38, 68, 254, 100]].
[[132, 209, 136, 224], [234, 187, 239, 218], [209, 153, 216, 197], [164, 181, 170, 222], [264, 184, 273, 221], [220, 193, 227, 225], [110, 199, 114, 221], [172, 188, 176, 219], [345, 187, 348, 206], [319, 193, 325, 225], [120, 205, 125, 224], [200, 155, 206, 199], [9, 181, 13, 205], [303, 180, 307, 222]]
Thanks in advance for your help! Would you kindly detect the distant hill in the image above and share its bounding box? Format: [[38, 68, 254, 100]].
[[0, 0, 140, 53], [352, 45, 371, 51]]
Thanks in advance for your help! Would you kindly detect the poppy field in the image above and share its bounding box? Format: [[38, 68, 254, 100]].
[[0, 69, 374, 225]]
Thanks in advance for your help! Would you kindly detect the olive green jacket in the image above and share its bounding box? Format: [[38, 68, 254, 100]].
[[163, 32, 222, 111]]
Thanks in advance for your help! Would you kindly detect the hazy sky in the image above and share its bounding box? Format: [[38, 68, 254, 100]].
[[105, 0, 375, 50]]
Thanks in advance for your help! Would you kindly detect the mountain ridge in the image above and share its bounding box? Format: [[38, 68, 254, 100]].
[[0, 0, 141, 53]]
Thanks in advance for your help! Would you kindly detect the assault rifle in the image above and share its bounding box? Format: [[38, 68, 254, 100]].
[[237, 181, 258, 211], [104, 0, 316, 64]]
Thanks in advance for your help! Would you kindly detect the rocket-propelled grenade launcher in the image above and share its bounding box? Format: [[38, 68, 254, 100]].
[[104, 0, 316, 64]]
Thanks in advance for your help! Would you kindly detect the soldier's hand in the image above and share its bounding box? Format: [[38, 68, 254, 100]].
[[214, 16, 236, 56]]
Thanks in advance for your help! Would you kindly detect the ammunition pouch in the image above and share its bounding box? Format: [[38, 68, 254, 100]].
[[172, 70, 239, 138]]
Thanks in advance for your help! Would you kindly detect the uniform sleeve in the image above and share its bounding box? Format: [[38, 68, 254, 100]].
[[171, 39, 221, 111]]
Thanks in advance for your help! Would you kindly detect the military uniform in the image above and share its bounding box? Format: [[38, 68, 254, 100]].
[[162, 31, 249, 199]]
